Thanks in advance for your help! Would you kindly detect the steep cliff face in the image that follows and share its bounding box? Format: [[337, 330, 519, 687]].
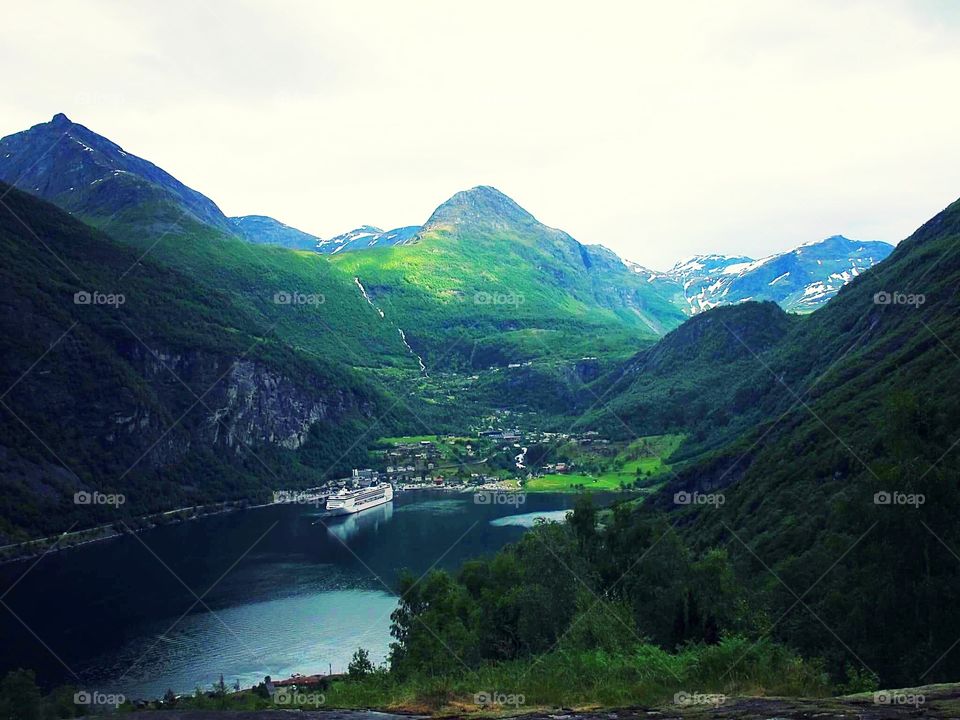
[[0, 182, 385, 542], [113, 345, 371, 458], [0, 335, 377, 544]]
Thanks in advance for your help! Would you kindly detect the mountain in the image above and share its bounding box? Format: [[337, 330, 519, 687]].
[[574, 300, 801, 450], [588, 193, 960, 684], [2, 110, 960, 686], [0, 182, 396, 543], [0, 114, 418, 373], [330, 186, 689, 373], [0, 113, 234, 232], [0, 113, 689, 543], [0, 115, 691, 471], [317, 224, 421, 254], [633, 236, 894, 315], [228, 215, 320, 250], [421, 184, 543, 234]]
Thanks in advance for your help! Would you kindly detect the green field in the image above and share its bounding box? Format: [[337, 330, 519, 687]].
[[375, 435, 439, 445], [525, 434, 683, 492]]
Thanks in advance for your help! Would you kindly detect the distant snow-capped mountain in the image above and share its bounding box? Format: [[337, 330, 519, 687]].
[[630, 235, 894, 314], [316, 224, 421, 254]]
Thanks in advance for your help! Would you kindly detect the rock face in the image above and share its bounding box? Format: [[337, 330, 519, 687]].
[[121, 345, 368, 462], [422, 185, 541, 234], [0, 181, 386, 543]]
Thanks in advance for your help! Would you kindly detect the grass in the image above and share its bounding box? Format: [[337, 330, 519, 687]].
[[525, 434, 684, 493], [527, 472, 628, 491], [167, 636, 831, 715], [376, 434, 440, 445]]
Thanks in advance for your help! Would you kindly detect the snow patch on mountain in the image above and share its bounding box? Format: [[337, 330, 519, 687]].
[[634, 235, 894, 315], [317, 225, 421, 254]]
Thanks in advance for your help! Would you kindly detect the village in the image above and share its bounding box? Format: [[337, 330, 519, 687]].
[[271, 426, 675, 504]]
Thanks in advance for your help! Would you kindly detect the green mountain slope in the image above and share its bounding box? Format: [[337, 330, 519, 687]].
[[0, 113, 418, 372], [0, 117, 688, 425], [679, 196, 960, 684], [597, 194, 960, 684], [331, 186, 687, 372], [577, 301, 802, 448], [0, 183, 402, 543]]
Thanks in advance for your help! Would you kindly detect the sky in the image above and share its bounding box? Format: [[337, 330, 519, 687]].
[[3, 0, 960, 269]]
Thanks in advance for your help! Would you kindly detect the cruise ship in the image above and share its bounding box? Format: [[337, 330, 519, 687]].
[[325, 482, 394, 516]]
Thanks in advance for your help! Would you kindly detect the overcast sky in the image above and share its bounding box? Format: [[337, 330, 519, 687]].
[[4, 0, 960, 269]]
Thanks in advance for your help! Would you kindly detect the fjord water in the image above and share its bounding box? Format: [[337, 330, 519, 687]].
[[0, 491, 622, 699]]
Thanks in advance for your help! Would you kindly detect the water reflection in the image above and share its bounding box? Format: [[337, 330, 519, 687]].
[[0, 490, 630, 698], [319, 500, 395, 543]]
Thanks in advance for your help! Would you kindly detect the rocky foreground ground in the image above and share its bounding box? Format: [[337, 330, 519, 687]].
[[101, 683, 960, 720]]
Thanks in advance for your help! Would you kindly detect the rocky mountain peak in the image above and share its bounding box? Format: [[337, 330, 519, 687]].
[[422, 185, 538, 234]]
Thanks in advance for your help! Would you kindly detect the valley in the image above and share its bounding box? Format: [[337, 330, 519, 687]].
[[0, 108, 958, 717]]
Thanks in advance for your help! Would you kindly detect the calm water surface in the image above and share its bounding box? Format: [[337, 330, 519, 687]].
[[0, 490, 626, 698]]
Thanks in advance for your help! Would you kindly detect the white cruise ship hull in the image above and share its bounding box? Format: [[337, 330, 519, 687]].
[[326, 483, 394, 516]]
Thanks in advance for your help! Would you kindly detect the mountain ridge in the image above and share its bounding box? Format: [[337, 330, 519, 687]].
[[229, 214, 321, 250], [0, 180, 394, 542], [0, 114, 894, 320], [628, 234, 895, 314], [0, 113, 234, 232], [316, 224, 420, 254]]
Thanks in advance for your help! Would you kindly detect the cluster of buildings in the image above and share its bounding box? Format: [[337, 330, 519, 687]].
[[379, 439, 442, 483]]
